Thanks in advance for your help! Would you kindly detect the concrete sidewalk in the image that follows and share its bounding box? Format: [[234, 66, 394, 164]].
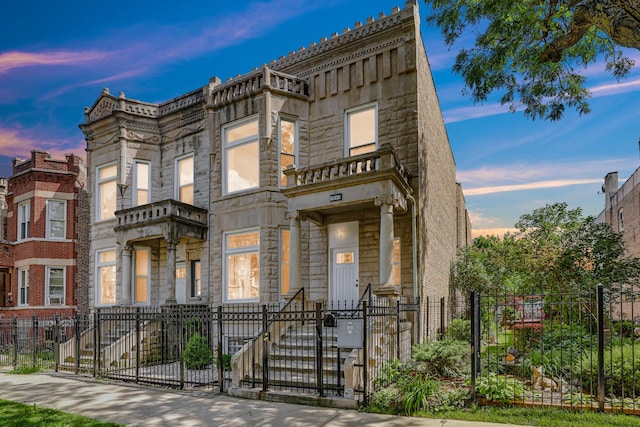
[[0, 372, 527, 427]]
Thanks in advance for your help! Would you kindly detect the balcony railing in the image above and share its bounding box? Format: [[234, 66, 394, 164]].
[[115, 199, 207, 229], [284, 143, 410, 189]]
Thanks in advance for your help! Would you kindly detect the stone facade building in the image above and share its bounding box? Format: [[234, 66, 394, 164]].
[[598, 169, 640, 322], [80, 1, 470, 336], [0, 150, 88, 318]]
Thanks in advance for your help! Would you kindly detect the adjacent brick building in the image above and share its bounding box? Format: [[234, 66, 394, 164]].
[[598, 169, 640, 322], [79, 1, 471, 339], [0, 150, 88, 318]]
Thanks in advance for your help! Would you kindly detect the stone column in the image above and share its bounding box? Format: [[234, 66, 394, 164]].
[[285, 210, 302, 299], [375, 196, 400, 297], [165, 240, 178, 304], [120, 245, 132, 305]]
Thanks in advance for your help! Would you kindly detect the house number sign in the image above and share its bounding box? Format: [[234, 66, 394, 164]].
[[329, 193, 342, 202]]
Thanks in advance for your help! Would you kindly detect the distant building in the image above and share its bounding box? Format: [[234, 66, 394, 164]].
[[0, 150, 88, 318], [79, 1, 471, 339], [599, 169, 640, 322]]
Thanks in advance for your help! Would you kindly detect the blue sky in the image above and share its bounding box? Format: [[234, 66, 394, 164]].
[[1, 0, 639, 236]]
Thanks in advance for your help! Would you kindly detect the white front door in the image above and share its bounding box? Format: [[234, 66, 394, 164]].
[[175, 262, 187, 304], [330, 247, 359, 305]]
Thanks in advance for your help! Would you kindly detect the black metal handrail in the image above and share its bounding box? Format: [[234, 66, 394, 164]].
[[356, 283, 372, 309]]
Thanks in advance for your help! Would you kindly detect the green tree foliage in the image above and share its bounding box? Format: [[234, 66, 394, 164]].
[[452, 202, 640, 295], [424, 0, 639, 120]]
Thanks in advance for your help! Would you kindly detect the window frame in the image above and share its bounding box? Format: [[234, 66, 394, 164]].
[[618, 208, 624, 232], [46, 266, 66, 306], [17, 200, 30, 241], [392, 237, 401, 286], [344, 102, 378, 157], [134, 247, 150, 305], [222, 115, 260, 195], [18, 267, 29, 306], [96, 248, 117, 306], [96, 163, 117, 221], [175, 154, 194, 205], [191, 260, 202, 298], [279, 228, 290, 299], [46, 199, 67, 240], [223, 228, 260, 303], [278, 116, 298, 188], [133, 160, 151, 207]]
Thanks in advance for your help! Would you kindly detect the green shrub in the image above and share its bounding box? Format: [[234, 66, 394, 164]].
[[368, 386, 401, 413], [481, 353, 506, 374], [397, 373, 441, 414], [447, 318, 471, 341], [475, 374, 528, 403], [215, 354, 232, 371], [412, 339, 470, 378], [374, 359, 404, 387], [184, 333, 213, 370], [574, 343, 640, 397]]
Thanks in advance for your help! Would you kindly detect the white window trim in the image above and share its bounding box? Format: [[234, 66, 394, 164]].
[[222, 115, 260, 196], [344, 102, 378, 157], [278, 115, 298, 189], [133, 160, 151, 207], [18, 267, 29, 306], [46, 199, 67, 240], [223, 227, 260, 303], [174, 154, 194, 203], [96, 162, 117, 222], [134, 247, 150, 306], [46, 266, 66, 306], [96, 248, 116, 307], [17, 200, 30, 241]]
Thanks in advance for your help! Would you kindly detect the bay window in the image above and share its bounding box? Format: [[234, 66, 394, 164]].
[[176, 155, 194, 205], [47, 267, 65, 306], [134, 161, 150, 206], [47, 199, 66, 239], [224, 229, 260, 301], [223, 117, 259, 194], [96, 249, 116, 305], [279, 117, 297, 187], [97, 164, 117, 221]]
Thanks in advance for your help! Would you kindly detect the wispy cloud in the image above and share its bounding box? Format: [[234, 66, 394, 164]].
[[0, 126, 85, 161], [590, 77, 640, 97], [0, 50, 108, 74], [464, 179, 601, 196]]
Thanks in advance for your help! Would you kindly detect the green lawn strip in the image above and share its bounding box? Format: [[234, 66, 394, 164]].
[[415, 406, 640, 427], [0, 400, 122, 427]]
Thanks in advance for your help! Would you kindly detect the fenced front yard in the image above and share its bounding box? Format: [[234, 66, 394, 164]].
[[0, 295, 418, 404]]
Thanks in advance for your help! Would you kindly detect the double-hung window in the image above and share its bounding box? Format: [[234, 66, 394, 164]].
[[47, 267, 65, 306], [97, 164, 117, 221], [345, 103, 377, 156], [223, 117, 259, 194], [224, 229, 260, 301], [17, 201, 30, 240], [134, 161, 150, 206], [47, 199, 66, 239], [279, 117, 297, 187], [18, 267, 29, 306], [134, 248, 149, 304], [618, 208, 624, 232], [191, 260, 201, 298], [96, 249, 116, 305], [176, 155, 194, 205]]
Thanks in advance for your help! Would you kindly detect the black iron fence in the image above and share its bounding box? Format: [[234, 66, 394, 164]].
[[471, 285, 640, 414], [0, 296, 419, 403]]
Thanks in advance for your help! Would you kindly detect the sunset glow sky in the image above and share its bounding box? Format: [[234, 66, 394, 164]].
[[2, 0, 639, 236]]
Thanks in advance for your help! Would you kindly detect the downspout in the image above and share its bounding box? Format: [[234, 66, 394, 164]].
[[406, 194, 417, 299]]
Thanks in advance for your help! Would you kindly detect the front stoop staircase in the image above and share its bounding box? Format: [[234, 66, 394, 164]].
[[58, 320, 161, 372], [230, 323, 359, 409]]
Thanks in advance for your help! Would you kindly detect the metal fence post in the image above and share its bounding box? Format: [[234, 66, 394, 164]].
[[93, 310, 99, 377], [32, 314, 38, 368], [425, 297, 430, 338], [439, 297, 445, 340], [179, 306, 185, 389], [396, 299, 401, 360], [362, 300, 368, 406], [135, 306, 141, 383], [75, 314, 81, 374], [54, 314, 60, 372], [316, 302, 324, 397], [12, 316, 18, 368], [597, 284, 605, 413], [262, 304, 269, 392], [217, 305, 224, 393], [470, 291, 480, 401]]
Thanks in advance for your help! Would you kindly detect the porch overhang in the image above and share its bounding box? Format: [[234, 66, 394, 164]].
[[114, 199, 208, 245], [282, 143, 413, 224]]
